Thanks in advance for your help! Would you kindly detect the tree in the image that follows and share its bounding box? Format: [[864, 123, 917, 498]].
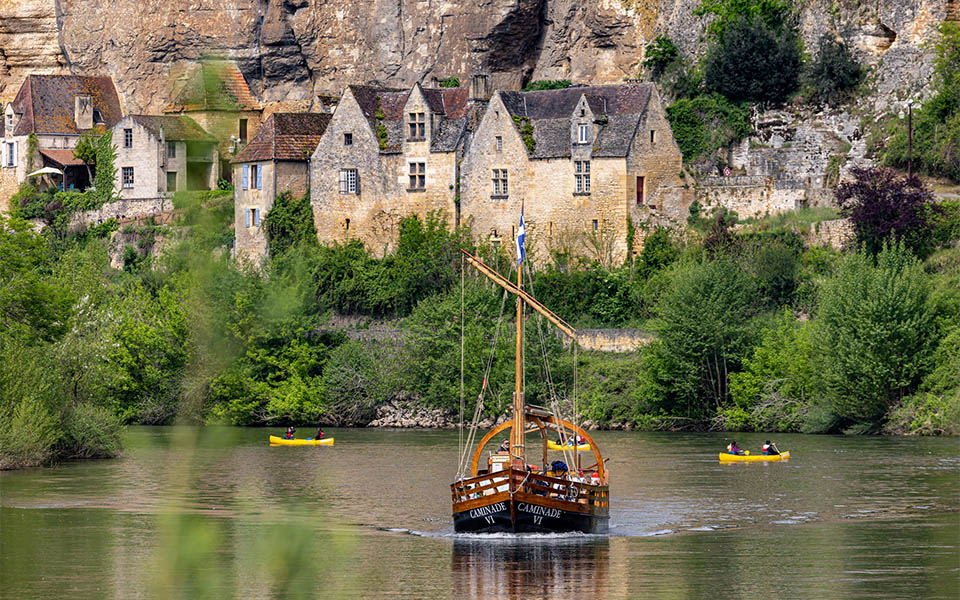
[[73, 133, 98, 182], [835, 167, 937, 258], [644, 36, 680, 79], [264, 191, 317, 257], [665, 93, 752, 161], [92, 129, 117, 202], [638, 258, 756, 422], [814, 243, 936, 429], [804, 34, 863, 105], [703, 13, 803, 104]]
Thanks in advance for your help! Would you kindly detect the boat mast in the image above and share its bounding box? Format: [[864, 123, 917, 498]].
[[511, 262, 525, 471]]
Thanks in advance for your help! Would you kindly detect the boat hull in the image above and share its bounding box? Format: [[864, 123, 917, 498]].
[[453, 496, 608, 534], [268, 435, 335, 446], [718, 450, 789, 462]]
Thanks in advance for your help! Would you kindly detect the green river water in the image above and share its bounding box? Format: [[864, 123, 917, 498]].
[[0, 427, 957, 599]]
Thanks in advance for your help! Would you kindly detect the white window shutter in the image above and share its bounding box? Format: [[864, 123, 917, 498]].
[[242, 164, 249, 190], [1, 143, 6, 167], [256, 165, 262, 190]]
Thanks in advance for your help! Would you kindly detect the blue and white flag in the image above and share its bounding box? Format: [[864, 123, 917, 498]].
[[516, 211, 526, 264]]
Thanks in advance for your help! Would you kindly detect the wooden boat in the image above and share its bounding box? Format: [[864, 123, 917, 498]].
[[269, 435, 335, 446], [718, 451, 789, 463], [546, 440, 591, 452], [451, 249, 609, 534]]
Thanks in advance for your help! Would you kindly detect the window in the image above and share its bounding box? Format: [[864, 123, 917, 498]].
[[495, 136, 502, 152], [650, 129, 656, 144], [592, 219, 599, 232], [409, 162, 425, 190], [167, 142, 176, 159], [339, 168, 358, 194], [575, 160, 590, 194], [245, 207, 260, 228], [93, 109, 104, 124], [5, 113, 12, 134], [241, 164, 263, 190], [124, 129, 133, 148], [3, 142, 15, 167], [344, 132, 352, 146], [636, 176, 645, 205], [122, 167, 134, 188], [345, 218, 350, 231], [166, 171, 177, 191], [578, 123, 589, 144], [492, 169, 508, 197], [408, 112, 425, 139], [239, 119, 248, 142]]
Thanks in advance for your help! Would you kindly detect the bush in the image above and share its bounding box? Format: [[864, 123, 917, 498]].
[[884, 392, 960, 436], [644, 36, 680, 79], [835, 167, 937, 258], [804, 34, 863, 105], [60, 404, 124, 459], [0, 337, 62, 469], [264, 191, 317, 257], [319, 340, 400, 425], [703, 14, 803, 104], [521, 80, 572, 91], [665, 93, 752, 161], [813, 243, 936, 427]]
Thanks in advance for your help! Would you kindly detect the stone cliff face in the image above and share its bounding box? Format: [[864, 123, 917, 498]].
[[0, 0, 951, 115]]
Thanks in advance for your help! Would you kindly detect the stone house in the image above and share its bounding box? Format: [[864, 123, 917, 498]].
[[112, 114, 219, 201], [459, 83, 687, 265], [1, 74, 123, 211], [309, 80, 485, 251], [232, 112, 332, 262], [163, 61, 262, 184]]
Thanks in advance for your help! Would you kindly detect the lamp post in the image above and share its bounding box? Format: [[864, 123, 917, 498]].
[[898, 99, 916, 179]]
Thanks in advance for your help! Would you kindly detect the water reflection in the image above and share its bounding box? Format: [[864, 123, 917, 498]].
[[452, 536, 610, 600]]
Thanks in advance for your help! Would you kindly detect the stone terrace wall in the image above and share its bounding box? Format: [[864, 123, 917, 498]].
[[563, 328, 653, 353], [697, 176, 804, 219], [69, 197, 174, 230]]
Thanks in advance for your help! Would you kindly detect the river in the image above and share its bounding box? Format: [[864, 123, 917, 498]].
[[1, 427, 957, 599]]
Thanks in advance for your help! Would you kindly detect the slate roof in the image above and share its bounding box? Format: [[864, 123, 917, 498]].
[[9, 75, 123, 136], [127, 115, 216, 142], [232, 112, 332, 163], [498, 83, 655, 159], [346, 84, 477, 154], [164, 62, 261, 113]]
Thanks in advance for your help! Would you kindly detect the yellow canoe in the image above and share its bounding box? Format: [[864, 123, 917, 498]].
[[269, 435, 335, 446], [718, 451, 789, 463], [547, 441, 591, 451]]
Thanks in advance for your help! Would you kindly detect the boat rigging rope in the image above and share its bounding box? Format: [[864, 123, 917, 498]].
[[459, 252, 465, 467], [456, 285, 511, 480]]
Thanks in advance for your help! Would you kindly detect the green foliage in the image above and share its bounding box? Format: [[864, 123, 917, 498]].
[[575, 352, 646, 424], [881, 23, 960, 181], [804, 34, 863, 105], [665, 93, 752, 161], [703, 13, 803, 104], [376, 122, 388, 150], [637, 258, 757, 423], [884, 391, 960, 436], [73, 133, 98, 177], [521, 80, 572, 91], [320, 340, 400, 424], [59, 403, 124, 459], [644, 36, 681, 79], [438, 77, 461, 88], [695, 0, 795, 39], [0, 214, 73, 341], [531, 265, 643, 327], [264, 191, 317, 257], [512, 115, 536, 153], [637, 227, 680, 279], [0, 336, 62, 469], [725, 310, 815, 431], [92, 129, 118, 203], [812, 243, 936, 429]]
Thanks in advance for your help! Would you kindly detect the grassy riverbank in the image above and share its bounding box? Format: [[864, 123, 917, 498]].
[[2, 172, 959, 468]]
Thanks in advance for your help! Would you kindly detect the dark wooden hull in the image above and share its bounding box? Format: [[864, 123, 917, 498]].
[[452, 470, 609, 534]]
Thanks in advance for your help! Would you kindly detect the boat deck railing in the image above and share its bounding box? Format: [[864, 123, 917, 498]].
[[452, 469, 609, 509]]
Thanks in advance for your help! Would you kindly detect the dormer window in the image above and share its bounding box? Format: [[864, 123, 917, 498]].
[[408, 112, 425, 139], [6, 112, 15, 134], [93, 110, 104, 124], [578, 123, 590, 144]]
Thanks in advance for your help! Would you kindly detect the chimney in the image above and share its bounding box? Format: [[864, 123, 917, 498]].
[[470, 74, 489, 101], [75, 96, 93, 130]]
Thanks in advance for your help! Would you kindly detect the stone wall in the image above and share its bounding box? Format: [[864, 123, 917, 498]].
[[697, 176, 805, 219], [114, 118, 162, 200], [809, 218, 854, 250], [567, 328, 653, 353], [69, 197, 174, 229]]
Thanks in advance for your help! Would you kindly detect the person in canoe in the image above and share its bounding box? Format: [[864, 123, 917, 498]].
[[726, 440, 744, 455], [308, 427, 324, 441], [282, 426, 296, 440], [761, 440, 780, 455], [556, 434, 585, 447]]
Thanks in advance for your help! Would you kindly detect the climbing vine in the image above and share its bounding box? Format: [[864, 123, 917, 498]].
[[512, 115, 536, 154]]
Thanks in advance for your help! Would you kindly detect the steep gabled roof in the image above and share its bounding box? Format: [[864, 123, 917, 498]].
[[346, 84, 478, 154], [10, 75, 123, 136], [127, 115, 216, 142], [232, 112, 332, 163], [164, 62, 261, 113], [498, 84, 655, 159]]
